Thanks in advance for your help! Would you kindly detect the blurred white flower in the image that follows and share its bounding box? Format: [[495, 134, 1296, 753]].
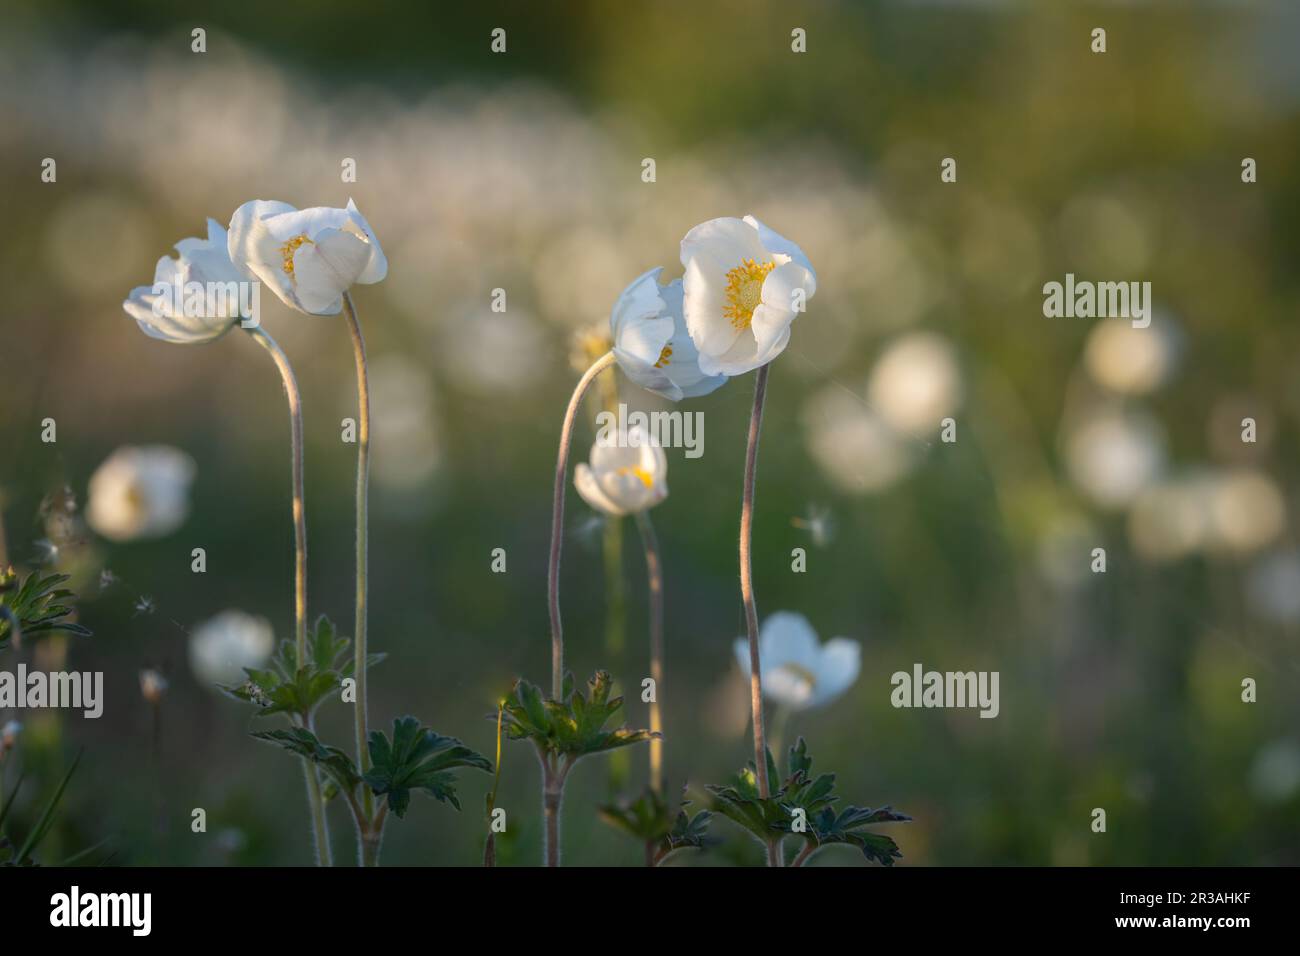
[[573, 424, 667, 517], [1064, 407, 1165, 509], [610, 268, 727, 401], [188, 609, 274, 687], [867, 331, 962, 433], [1205, 469, 1285, 555], [227, 198, 386, 315], [802, 386, 916, 494], [1, 720, 20, 752], [1127, 468, 1285, 561], [123, 218, 247, 344], [680, 216, 816, 376], [1083, 317, 1176, 396], [734, 611, 860, 711], [1246, 549, 1300, 624], [86, 445, 196, 542], [1248, 739, 1300, 803]]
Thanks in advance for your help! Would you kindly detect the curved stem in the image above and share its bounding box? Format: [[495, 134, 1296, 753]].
[[791, 842, 818, 868], [739, 363, 779, 867], [342, 293, 373, 826], [244, 324, 332, 867], [547, 350, 617, 698], [634, 510, 664, 794]]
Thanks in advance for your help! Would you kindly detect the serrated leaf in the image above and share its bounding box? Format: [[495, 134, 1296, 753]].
[[250, 726, 361, 796], [362, 716, 492, 819], [501, 671, 656, 763], [708, 737, 910, 865]]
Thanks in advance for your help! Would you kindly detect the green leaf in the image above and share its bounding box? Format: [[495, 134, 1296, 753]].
[[250, 726, 362, 797], [599, 785, 713, 864], [706, 737, 910, 866], [218, 616, 381, 719], [501, 671, 657, 763], [14, 750, 82, 864], [362, 716, 492, 819], [0, 571, 91, 647]]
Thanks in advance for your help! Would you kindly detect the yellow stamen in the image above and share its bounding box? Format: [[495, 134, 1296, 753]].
[[280, 235, 313, 277], [616, 465, 654, 488], [654, 344, 673, 368], [723, 257, 775, 330]]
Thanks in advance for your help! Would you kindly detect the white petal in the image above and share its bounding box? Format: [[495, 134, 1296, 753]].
[[810, 638, 861, 708], [759, 611, 821, 672], [574, 462, 627, 517], [745, 215, 817, 288], [291, 228, 371, 314]]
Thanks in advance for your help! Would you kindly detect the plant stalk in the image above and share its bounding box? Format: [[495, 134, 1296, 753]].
[[739, 363, 779, 867], [634, 510, 664, 794], [245, 324, 332, 867], [342, 292, 374, 829], [547, 350, 616, 698]]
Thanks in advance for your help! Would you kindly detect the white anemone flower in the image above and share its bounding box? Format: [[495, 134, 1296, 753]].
[[227, 198, 386, 315], [122, 219, 246, 344], [680, 216, 817, 376], [573, 424, 667, 517], [610, 268, 727, 401], [188, 609, 274, 687], [86, 446, 196, 542], [733, 611, 860, 711]]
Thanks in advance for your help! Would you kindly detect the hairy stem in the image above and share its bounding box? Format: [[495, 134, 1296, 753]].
[[547, 350, 617, 698], [342, 293, 374, 828], [245, 325, 332, 867], [634, 510, 664, 794], [739, 363, 779, 867], [541, 756, 569, 867], [791, 842, 818, 868]]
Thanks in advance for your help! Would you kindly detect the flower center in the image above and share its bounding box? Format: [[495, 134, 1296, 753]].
[[653, 344, 673, 368], [723, 258, 775, 330], [280, 235, 313, 277], [616, 465, 654, 488]]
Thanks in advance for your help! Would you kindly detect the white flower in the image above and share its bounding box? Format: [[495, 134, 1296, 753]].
[[867, 331, 962, 433], [227, 198, 386, 315], [122, 219, 246, 344], [610, 268, 726, 401], [1083, 317, 1177, 396], [733, 611, 860, 711], [1063, 407, 1165, 509], [680, 216, 817, 376], [188, 609, 274, 687], [573, 424, 667, 517], [86, 446, 196, 542]]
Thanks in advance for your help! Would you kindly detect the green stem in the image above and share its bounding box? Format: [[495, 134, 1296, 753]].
[[245, 325, 332, 867], [547, 350, 617, 699], [634, 510, 664, 794], [739, 363, 779, 867], [342, 293, 374, 833]]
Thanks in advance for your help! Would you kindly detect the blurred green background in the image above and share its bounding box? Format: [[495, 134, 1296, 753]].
[[2, 0, 1299, 866]]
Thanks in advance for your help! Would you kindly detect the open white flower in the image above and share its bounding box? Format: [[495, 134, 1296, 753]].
[[573, 424, 667, 517], [86, 445, 196, 542], [680, 216, 816, 376], [227, 198, 386, 315], [733, 611, 860, 711], [188, 609, 274, 687], [610, 268, 726, 401], [122, 219, 246, 344]]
